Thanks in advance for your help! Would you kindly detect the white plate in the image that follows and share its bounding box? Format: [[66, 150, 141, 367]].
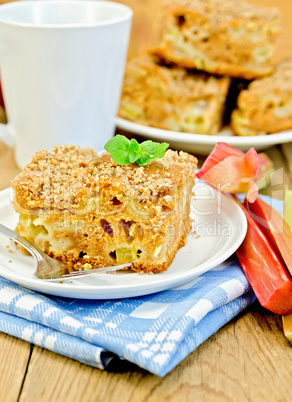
[[116, 117, 292, 155], [0, 184, 247, 299]]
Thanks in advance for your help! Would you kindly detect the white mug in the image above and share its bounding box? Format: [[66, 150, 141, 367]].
[[0, 0, 132, 168]]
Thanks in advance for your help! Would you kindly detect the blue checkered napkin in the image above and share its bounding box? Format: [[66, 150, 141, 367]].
[[0, 197, 283, 377], [0, 260, 254, 376]]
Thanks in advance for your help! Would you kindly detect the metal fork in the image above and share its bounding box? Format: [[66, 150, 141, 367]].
[[0, 223, 132, 281]]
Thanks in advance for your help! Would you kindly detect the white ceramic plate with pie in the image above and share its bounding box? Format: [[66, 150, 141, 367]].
[[0, 183, 247, 299], [116, 117, 292, 155]]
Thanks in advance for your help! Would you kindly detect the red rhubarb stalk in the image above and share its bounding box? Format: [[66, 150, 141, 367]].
[[235, 202, 292, 315], [197, 143, 260, 202], [246, 197, 292, 276]]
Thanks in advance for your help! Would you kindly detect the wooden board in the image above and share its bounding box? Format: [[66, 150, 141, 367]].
[[0, 333, 31, 400]]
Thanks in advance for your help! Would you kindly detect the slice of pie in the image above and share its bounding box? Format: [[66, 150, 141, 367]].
[[119, 56, 230, 135], [151, 0, 281, 80], [11, 145, 197, 274], [231, 59, 292, 136]]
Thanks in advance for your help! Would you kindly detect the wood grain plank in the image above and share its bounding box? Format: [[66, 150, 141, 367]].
[[0, 333, 31, 402], [19, 346, 152, 402]]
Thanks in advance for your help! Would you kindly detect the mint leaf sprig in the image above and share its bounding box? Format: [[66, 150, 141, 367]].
[[104, 135, 169, 166]]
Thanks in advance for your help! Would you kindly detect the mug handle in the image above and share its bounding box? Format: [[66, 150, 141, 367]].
[[0, 122, 15, 148]]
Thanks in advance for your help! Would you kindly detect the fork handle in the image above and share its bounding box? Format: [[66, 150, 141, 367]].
[[0, 222, 44, 262]]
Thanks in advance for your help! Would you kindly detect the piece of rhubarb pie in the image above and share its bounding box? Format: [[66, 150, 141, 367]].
[[11, 145, 197, 274], [119, 56, 230, 135], [151, 0, 281, 80], [231, 59, 292, 136]]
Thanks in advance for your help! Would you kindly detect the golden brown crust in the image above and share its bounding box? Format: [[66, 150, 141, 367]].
[[231, 58, 292, 135], [151, 0, 281, 79], [11, 144, 197, 211], [12, 145, 197, 274], [119, 56, 229, 134]]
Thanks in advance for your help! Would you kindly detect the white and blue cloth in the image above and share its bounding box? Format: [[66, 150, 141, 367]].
[[0, 196, 283, 377]]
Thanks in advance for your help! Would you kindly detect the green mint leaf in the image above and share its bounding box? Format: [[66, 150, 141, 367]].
[[129, 138, 140, 154], [104, 135, 132, 165], [136, 141, 169, 166], [104, 135, 169, 166], [129, 153, 138, 163], [136, 153, 152, 166], [128, 139, 139, 163]]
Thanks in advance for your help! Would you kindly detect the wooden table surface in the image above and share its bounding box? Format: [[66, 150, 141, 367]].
[[0, 0, 292, 400], [0, 140, 292, 402]]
